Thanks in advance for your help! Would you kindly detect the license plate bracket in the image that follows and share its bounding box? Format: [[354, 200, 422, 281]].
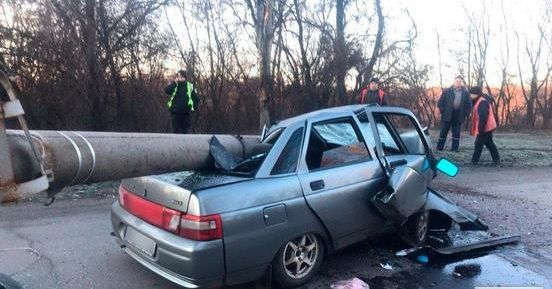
[[125, 226, 157, 257]]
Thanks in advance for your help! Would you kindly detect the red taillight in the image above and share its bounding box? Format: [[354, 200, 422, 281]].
[[118, 185, 222, 241], [179, 214, 223, 241]]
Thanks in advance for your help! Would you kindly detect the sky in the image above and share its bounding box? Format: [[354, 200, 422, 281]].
[[164, 0, 550, 87], [387, 0, 548, 86]]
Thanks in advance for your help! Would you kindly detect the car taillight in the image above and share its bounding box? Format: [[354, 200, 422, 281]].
[[179, 214, 223, 241], [118, 185, 222, 240], [119, 185, 181, 233]]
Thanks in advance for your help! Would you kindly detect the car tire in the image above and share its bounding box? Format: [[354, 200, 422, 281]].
[[272, 233, 324, 288], [406, 210, 429, 246]]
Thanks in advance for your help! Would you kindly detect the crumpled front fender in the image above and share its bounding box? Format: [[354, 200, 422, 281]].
[[425, 188, 488, 231]]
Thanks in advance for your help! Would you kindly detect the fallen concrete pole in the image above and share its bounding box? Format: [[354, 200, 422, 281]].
[[2, 130, 259, 201]]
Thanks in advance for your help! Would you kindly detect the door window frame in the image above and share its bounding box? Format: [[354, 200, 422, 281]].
[[365, 108, 434, 174], [297, 115, 376, 174]]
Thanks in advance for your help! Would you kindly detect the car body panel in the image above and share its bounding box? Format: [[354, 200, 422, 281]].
[[111, 202, 225, 288], [425, 188, 488, 230], [298, 161, 388, 249], [372, 165, 428, 226], [219, 176, 331, 285], [364, 108, 435, 227]]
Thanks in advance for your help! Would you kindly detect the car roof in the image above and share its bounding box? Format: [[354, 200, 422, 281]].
[[272, 104, 366, 129]]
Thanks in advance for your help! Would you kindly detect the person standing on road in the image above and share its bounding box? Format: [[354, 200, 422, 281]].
[[359, 77, 387, 106], [469, 86, 500, 166], [164, 70, 199, 134], [436, 76, 472, 151]]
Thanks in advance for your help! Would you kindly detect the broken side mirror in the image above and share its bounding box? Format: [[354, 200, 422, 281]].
[[436, 158, 459, 177]]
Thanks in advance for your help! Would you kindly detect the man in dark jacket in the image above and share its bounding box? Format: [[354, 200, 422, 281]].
[[436, 76, 472, 151], [469, 86, 500, 165], [359, 77, 387, 106], [164, 70, 199, 134]]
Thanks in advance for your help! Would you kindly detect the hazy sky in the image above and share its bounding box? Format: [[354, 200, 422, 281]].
[[388, 0, 548, 86], [165, 0, 548, 87]]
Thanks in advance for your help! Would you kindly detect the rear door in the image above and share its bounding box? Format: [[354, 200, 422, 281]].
[[364, 109, 435, 226], [297, 116, 388, 249]]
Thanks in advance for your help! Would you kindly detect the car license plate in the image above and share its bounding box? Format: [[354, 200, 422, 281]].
[[125, 226, 157, 257]]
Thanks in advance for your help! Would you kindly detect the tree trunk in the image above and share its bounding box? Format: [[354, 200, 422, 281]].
[[333, 0, 347, 106], [253, 0, 275, 130], [363, 0, 384, 87], [82, 0, 104, 130]]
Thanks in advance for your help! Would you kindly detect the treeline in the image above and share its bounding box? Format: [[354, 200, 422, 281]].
[[0, 0, 551, 134]]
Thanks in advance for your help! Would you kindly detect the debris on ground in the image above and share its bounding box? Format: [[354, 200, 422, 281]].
[[452, 263, 482, 278], [395, 234, 520, 261], [379, 262, 393, 270], [330, 277, 370, 289], [416, 255, 429, 264]]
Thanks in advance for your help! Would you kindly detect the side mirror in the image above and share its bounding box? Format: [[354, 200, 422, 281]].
[[436, 158, 459, 177]]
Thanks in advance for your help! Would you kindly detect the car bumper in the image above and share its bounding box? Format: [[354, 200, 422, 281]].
[[110, 202, 225, 288]]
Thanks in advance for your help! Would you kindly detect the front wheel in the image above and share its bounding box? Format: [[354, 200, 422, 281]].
[[406, 210, 429, 246], [272, 233, 324, 288]]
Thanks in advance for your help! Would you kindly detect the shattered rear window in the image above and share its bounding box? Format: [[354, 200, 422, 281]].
[[271, 127, 304, 175]]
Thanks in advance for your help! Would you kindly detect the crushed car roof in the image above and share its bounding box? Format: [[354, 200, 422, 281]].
[[273, 104, 367, 128]]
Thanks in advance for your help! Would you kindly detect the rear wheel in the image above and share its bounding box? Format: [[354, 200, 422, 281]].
[[272, 233, 324, 288]]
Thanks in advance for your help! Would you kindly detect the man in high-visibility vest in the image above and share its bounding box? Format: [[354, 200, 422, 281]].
[[469, 86, 500, 166], [164, 70, 199, 134], [358, 77, 387, 106]]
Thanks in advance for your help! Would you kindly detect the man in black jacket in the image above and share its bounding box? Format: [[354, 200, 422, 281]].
[[437, 76, 472, 151], [164, 70, 199, 134]]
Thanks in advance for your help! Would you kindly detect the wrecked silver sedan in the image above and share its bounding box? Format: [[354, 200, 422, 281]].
[[110, 105, 486, 288]]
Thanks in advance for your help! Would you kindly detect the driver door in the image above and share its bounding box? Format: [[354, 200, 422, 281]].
[[364, 109, 434, 227]]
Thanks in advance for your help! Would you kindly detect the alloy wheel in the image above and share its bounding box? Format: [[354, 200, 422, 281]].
[[416, 211, 429, 242], [282, 233, 319, 279]]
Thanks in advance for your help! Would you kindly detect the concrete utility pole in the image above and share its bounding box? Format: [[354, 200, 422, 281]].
[[0, 72, 259, 204]]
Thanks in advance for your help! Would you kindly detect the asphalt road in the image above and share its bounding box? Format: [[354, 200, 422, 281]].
[[1, 167, 552, 289]]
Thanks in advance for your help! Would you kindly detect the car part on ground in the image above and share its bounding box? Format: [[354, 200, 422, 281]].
[[395, 235, 521, 261]]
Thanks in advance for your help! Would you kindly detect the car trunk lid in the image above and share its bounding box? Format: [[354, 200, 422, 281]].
[[121, 171, 249, 213]]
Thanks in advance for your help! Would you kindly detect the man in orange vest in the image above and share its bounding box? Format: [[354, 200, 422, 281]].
[[469, 86, 500, 165], [359, 78, 387, 106]]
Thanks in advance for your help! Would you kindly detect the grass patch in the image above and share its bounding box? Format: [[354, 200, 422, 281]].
[[429, 130, 552, 167]]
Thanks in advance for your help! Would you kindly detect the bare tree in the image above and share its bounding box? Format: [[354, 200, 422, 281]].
[[244, 0, 287, 129]]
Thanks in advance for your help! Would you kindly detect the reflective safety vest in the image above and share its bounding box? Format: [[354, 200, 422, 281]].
[[360, 88, 385, 105], [471, 97, 497, 136], [167, 81, 195, 111]]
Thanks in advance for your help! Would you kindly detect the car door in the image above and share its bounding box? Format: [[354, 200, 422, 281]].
[[365, 108, 435, 226], [297, 116, 388, 249]]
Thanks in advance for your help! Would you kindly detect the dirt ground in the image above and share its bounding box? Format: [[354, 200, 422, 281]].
[[431, 130, 552, 262], [433, 166, 552, 258]]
